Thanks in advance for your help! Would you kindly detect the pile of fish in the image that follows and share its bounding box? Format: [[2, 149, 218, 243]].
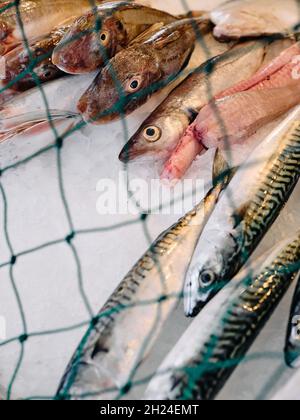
[[0, 0, 300, 400]]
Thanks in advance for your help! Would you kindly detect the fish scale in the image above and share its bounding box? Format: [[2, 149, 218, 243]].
[[146, 235, 300, 400], [184, 111, 300, 317], [241, 125, 300, 255], [56, 179, 227, 400]]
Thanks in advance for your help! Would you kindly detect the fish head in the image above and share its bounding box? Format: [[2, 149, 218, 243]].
[[52, 11, 127, 74], [119, 111, 190, 162], [77, 47, 161, 124], [184, 231, 236, 317], [285, 315, 300, 368]]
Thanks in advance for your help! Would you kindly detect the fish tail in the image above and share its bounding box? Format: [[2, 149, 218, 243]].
[[0, 109, 79, 142]]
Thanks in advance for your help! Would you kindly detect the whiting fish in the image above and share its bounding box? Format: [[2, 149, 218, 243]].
[[56, 153, 232, 400], [119, 38, 293, 164], [77, 17, 211, 124], [144, 234, 300, 400], [0, 0, 105, 54], [184, 107, 300, 317], [162, 40, 300, 182], [52, 2, 178, 74], [0, 19, 74, 99]]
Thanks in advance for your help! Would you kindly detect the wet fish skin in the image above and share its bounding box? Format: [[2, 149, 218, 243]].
[[77, 18, 209, 124], [0, 0, 104, 52], [184, 113, 300, 317], [285, 275, 300, 368], [56, 166, 230, 400], [145, 235, 300, 400], [52, 2, 177, 74], [211, 0, 300, 41], [161, 38, 300, 182], [119, 38, 289, 163], [194, 83, 300, 150], [1, 22, 72, 93]]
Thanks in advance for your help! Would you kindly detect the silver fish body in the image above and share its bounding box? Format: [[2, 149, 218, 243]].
[[184, 107, 300, 317], [119, 37, 294, 163], [285, 274, 300, 367], [145, 235, 300, 400], [56, 180, 227, 400]]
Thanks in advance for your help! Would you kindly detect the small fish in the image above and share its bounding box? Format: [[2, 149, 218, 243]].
[[144, 235, 300, 400], [119, 38, 293, 163], [211, 0, 300, 41], [162, 40, 300, 182], [1, 19, 74, 96], [52, 2, 178, 74], [0, 0, 104, 53], [77, 17, 211, 124], [285, 275, 300, 368], [56, 153, 232, 400], [184, 108, 300, 317]]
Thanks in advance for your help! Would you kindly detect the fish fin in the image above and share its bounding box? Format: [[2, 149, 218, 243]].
[[129, 23, 165, 45], [152, 30, 183, 50], [231, 202, 251, 229], [212, 148, 237, 189]]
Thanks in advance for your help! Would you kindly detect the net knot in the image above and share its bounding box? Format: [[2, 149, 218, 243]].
[[10, 255, 17, 265], [19, 334, 28, 343], [65, 232, 75, 244], [120, 382, 132, 395], [91, 317, 99, 327], [56, 137, 64, 149]]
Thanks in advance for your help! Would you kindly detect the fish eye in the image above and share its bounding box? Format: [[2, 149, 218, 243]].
[[143, 126, 162, 142], [125, 76, 142, 93], [100, 31, 110, 46], [199, 270, 216, 288]]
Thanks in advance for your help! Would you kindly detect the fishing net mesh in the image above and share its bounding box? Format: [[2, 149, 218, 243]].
[[0, 0, 298, 401]]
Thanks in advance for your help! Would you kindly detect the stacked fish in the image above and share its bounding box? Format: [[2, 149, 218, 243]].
[[0, 0, 300, 400]]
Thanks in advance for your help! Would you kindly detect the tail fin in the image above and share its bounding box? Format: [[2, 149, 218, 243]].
[[0, 109, 79, 142]]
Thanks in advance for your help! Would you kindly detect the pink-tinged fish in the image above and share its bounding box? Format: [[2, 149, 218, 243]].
[[119, 37, 293, 164], [162, 41, 300, 182], [77, 17, 211, 124], [52, 2, 178, 74], [0, 0, 105, 54], [0, 20, 73, 100]]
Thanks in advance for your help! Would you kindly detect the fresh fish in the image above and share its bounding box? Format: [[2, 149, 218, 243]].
[[184, 107, 300, 317], [211, 0, 300, 41], [56, 154, 232, 400], [119, 38, 293, 163], [0, 74, 94, 141], [0, 19, 73, 98], [162, 40, 300, 182], [52, 2, 178, 74], [77, 17, 211, 124], [144, 235, 300, 400], [285, 275, 300, 368], [0, 0, 104, 53]]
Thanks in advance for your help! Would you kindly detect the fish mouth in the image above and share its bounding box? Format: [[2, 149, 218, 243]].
[[184, 300, 205, 318], [118, 141, 146, 162]]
